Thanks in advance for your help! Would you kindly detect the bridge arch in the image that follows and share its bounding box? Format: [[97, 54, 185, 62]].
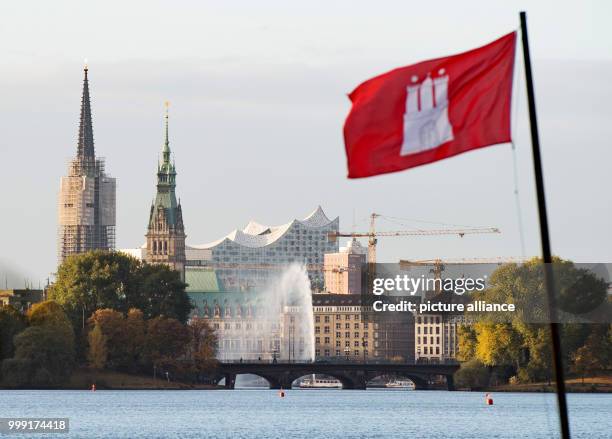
[[365, 373, 427, 390], [287, 372, 357, 389]]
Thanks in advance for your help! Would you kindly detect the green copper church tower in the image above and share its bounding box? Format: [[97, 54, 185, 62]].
[[144, 103, 186, 279]]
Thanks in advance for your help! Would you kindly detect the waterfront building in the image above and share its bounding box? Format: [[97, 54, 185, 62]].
[[323, 238, 366, 294], [57, 65, 116, 264], [123, 207, 338, 291], [414, 292, 467, 362], [143, 104, 186, 280], [311, 294, 378, 361], [186, 269, 282, 361]]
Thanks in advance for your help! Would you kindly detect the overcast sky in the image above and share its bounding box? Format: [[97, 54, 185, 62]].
[[1, 1, 611, 287]]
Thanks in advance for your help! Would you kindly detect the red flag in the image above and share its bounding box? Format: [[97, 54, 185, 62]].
[[344, 32, 516, 178]]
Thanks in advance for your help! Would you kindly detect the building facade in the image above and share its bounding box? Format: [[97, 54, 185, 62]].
[[323, 238, 366, 294], [187, 207, 339, 291], [144, 105, 186, 280], [58, 65, 116, 264], [312, 294, 377, 361], [0, 289, 44, 313]]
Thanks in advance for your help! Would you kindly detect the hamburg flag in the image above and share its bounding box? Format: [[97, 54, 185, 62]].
[[344, 32, 516, 178]]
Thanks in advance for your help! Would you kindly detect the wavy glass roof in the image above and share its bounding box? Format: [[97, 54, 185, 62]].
[[190, 206, 336, 250]]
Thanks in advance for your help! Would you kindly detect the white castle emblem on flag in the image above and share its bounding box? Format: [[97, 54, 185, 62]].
[[400, 70, 454, 156]]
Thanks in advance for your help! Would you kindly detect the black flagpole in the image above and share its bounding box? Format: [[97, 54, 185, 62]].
[[519, 11, 571, 439]]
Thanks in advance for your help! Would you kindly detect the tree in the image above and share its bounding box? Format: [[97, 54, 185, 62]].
[[48, 251, 141, 328], [457, 325, 476, 362], [87, 324, 108, 370], [48, 251, 192, 328], [458, 258, 610, 384], [186, 317, 218, 373], [0, 306, 26, 361], [136, 264, 191, 323], [474, 322, 521, 368], [454, 359, 489, 389], [123, 308, 146, 372], [144, 316, 190, 370], [88, 309, 130, 370], [2, 301, 75, 387]]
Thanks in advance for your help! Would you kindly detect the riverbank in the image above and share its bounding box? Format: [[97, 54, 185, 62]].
[[486, 375, 612, 393], [0, 368, 218, 390]]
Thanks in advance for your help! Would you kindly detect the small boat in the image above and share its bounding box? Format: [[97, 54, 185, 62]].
[[299, 375, 342, 389], [385, 380, 415, 389]]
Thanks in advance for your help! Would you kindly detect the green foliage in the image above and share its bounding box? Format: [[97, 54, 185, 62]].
[[134, 264, 191, 323], [454, 359, 489, 389], [0, 306, 26, 361], [48, 251, 192, 327], [457, 258, 610, 384], [456, 325, 476, 362], [87, 324, 108, 370], [1, 300, 75, 387]]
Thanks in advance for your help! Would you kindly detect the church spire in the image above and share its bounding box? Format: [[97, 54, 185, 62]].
[[162, 101, 171, 164], [77, 61, 95, 158]]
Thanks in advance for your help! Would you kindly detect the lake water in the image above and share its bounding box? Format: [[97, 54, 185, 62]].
[[0, 389, 610, 438]]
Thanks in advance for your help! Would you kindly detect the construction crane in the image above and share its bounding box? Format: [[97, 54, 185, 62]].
[[327, 213, 501, 265]]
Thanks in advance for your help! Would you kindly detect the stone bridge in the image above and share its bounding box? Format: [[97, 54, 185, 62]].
[[214, 362, 459, 390]]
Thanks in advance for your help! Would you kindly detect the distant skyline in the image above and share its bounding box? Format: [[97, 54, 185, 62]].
[[1, 1, 612, 287]]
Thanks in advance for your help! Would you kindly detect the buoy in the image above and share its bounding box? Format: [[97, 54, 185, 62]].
[[279, 388, 285, 398], [485, 393, 493, 405], [91, 384, 96, 392]]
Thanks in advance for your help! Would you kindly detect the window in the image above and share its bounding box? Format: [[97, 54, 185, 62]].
[[315, 326, 320, 334], [336, 340, 341, 347], [345, 323, 350, 329], [354, 341, 359, 347], [424, 327, 428, 335], [336, 332, 341, 338], [315, 316, 320, 323], [336, 323, 341, 329], [324, 326, 330, 334], [436, 336, 440, 344], [417, 327, 421, 334], [423, 337, 427, 345], [354, 332, 359, 338], [345, 332, 350, 338], [324, 349, 330, 357], [324, 337, 330, 344], [436, 327, 440, 334], [315, 337, 320, 344], [345, 341, 350, 347], [324, 316, 330, 323], [354, 323, 359, 329], [417, 336, 421, 344], [424, 347, 428, 355], [336, 350, 341, 356]]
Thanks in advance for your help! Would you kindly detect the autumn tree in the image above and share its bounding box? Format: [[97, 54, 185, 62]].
[[1, 301, 75, 387], [0, 306, 26, 361], [87, 323, 108, 370], [144, 316, 190, 374], [186, 317, 218, 373]]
